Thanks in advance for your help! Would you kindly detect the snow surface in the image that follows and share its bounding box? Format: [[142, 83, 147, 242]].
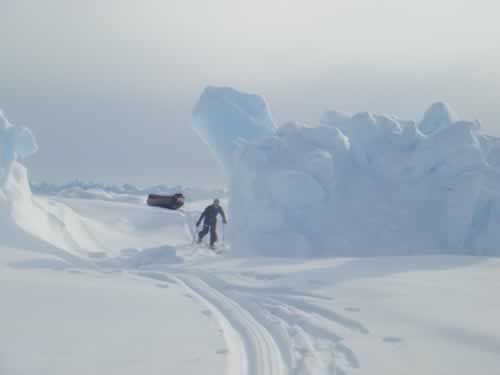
[[0, 113, 193, 258], [0, 245, 225, 375], [31, 180, 227, 203], [192, 89, 500, 257], [2, 205, 500, 375], [2, 97, 500, 375]]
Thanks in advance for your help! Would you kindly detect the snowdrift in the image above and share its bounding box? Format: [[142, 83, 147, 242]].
[[0, 111, 189, 258], [1, 111, 104, 257], [193, 87, 500, 257]]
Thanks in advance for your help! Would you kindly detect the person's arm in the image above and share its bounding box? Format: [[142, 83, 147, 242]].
[[218, 207, 227, 224], [197, 208, 207, 226]]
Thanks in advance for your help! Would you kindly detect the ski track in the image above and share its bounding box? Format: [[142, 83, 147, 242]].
[[160, 270, 368, 375], [175, 274, 287, 375], [173, 276, 249, 375]]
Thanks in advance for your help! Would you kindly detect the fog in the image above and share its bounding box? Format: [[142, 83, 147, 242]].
[[1, 0, 499, 186]]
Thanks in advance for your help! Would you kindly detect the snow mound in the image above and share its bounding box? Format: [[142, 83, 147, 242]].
[[191, 90, 500, 257], [193, 86, 276, 172], [0, 112, 80, 259], [1, 162, 108, 257], [1, 110, 181, 259]]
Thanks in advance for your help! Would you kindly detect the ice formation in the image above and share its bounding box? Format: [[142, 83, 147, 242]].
[[192, 86, 276, 172], [0, 110, 54, 253], [0, 111, 37, 187], [0, 110, 130, 257], [193, 87, 500, 257]]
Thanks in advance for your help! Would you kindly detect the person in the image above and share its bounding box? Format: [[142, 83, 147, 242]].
[[196, 198, 227, 249]]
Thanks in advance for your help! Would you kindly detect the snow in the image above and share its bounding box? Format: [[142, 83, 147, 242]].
[[204, 91, 500, 257], [192, 86, 276, 172], [2, 95, 500, 375], [0, 162, 190, 258], [0, 246, 225, 375], [3, 218, 500, 375], [0, 113, 193, 258], [174, 255, 500, 375], [31, 180, 227, 203]]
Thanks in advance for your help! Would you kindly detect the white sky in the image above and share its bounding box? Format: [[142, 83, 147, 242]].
[[1, 0, 499, 186]]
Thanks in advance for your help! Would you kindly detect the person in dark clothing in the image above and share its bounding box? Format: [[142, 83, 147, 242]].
[[196, 198, 227, 249]]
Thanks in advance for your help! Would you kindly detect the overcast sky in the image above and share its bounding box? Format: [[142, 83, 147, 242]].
[[1, 0, 499, 187]]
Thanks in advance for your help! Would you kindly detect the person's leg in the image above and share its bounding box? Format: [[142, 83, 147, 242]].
[[209, 222, 218, 248], [198, 224, 209, 243]]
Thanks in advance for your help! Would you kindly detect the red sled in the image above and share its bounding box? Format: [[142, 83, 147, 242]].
[[147, 193, 185, 210]]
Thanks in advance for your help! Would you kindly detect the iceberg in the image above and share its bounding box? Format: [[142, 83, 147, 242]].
[[192, 89, 500, 257], [418, 101, 459, 135], [192, 86, 276, 173]]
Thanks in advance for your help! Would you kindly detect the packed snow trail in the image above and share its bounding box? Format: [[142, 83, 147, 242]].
[[160, 268, 368, 375], [175, 275, 286, 375]]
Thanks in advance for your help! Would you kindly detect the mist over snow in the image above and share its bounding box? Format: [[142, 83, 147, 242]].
[[193, 87, 500, 257]]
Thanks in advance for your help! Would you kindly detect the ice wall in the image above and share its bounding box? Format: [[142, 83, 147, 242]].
[[192, 88, 500, 257], [0, 111, 37, 188], [192, 86, 276, 173]]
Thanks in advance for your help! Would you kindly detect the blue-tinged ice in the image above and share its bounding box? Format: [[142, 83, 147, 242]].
[[418, 102, 458, 135], [192, 86, 275, 173], [0, 110, 37, 188], [192, 87, 500, 257]]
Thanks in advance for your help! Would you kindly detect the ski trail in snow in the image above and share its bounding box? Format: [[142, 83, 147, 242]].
[[174, 274, 287, 375], [166, 271, 368, 375], [173, 276, 248, 375]]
